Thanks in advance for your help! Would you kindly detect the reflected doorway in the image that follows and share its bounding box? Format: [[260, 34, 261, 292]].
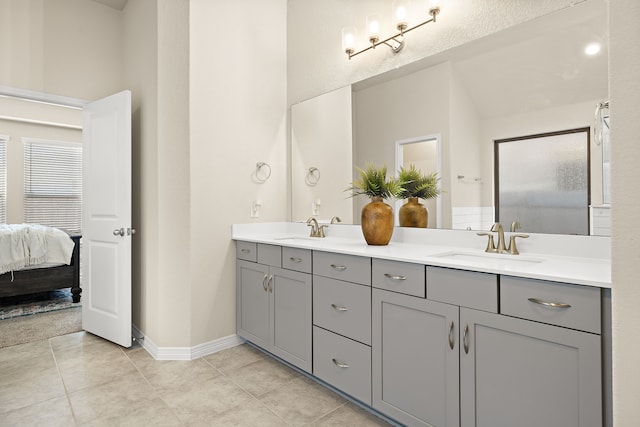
[[395, 135, 441, 228]]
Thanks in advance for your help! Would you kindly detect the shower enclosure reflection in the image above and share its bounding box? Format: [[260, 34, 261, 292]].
[[495, 128, 590, 235]]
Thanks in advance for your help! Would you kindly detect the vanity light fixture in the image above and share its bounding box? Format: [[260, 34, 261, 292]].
[[342, 0, 441, 60]]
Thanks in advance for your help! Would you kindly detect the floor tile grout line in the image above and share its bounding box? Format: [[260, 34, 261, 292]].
[[119, 346, 187, 425], [200, 353, 301, 425], [2, 338, 388, 426], [48, 337, 80, 426], [307, 400, 351, 425]]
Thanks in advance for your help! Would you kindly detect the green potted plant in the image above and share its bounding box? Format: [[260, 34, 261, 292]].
[[397, 164, 440, 228], [347, 163, 400, 245]]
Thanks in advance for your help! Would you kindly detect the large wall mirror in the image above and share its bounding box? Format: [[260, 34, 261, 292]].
[[290, 0, 609, 235]]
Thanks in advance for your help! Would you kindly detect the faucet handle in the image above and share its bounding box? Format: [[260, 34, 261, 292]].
[[508, 233, 529, 255], [477, 232, 497, 253]]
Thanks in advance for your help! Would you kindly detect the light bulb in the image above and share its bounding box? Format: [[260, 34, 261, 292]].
[[393, 1, 409, 31], [342, 27, 357, 54], [366, 14, 381, 44], [585, 42, 601, 56], [428, 0, 442, 16]]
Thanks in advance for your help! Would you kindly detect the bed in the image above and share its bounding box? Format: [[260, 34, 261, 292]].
[[0, 225, 81, 303]]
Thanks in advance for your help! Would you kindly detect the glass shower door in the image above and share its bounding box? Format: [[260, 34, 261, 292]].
[[495, 128, 590, 235]]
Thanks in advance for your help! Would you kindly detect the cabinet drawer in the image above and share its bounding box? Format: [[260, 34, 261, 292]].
[[372, 259, 425, 298], [313, 276, 371, 345], [313, 251, 371, 285], [282, 247, 312, 273], [500, 276, 601, 334], [313, 326, 372, 405], [257, 243, 281, 267], [236, 241, 257, 262], [427, 266, 498, 313]]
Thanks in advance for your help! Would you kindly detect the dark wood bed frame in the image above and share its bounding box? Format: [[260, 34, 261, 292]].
[[0, 234, 82, 303]]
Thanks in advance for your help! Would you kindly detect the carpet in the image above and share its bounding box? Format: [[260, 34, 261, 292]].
[[0, 289, 83, 348], [0, 306, 82, 348], [0, 289, 79, 320]]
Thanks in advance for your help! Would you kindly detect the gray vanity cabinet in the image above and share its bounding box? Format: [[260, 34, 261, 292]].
[[236, 243, 312, 372], [236, 241, 606, 427], [372, 288, 460, 427], [312, 251, 373, 405], [459, 307, 602, 427]]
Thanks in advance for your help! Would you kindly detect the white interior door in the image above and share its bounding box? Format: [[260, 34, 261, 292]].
[[82, 90, 132, 348]]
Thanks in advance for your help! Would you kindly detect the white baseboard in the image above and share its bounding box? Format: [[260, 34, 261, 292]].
[[131, 324, 244, 360]]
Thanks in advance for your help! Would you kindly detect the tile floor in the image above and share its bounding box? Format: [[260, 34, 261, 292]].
[[0, 331, 392, 426]]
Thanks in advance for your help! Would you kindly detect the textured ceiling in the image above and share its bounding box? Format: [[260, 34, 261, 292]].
[[452, 0, 608, 119], [352, 0, 608, 120], [91, 0, 128, 11]]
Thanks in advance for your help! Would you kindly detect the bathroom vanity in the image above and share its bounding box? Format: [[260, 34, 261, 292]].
[[233, 223, 611, 427]]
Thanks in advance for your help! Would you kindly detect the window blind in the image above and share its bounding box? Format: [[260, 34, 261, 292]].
[[0, 137, 6, 223], [23, 140, 82, 233]]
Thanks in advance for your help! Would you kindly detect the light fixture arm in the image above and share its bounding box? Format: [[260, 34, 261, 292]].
[[346, 7, 440, 60], [383, 36, 405, 54]]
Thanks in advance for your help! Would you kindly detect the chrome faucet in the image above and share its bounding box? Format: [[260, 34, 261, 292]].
[[307, 217, 327, 238]]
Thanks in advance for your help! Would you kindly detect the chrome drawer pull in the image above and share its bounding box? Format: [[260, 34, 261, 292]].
[[527, 297, 571, 309], [240, 248, 251, 254], [332, 358, 349, 369], [331, 304, 348, 312], [384, 273, 407, 281], [330, 264, 347, 271], [448, 321, 455, 350], [289, 257, 302, 263]]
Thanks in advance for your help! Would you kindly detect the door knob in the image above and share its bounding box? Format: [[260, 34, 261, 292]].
[[127, 228, 136, 236], [113, 228, 125, 236]]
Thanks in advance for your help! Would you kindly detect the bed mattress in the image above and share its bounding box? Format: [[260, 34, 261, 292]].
[[0, 224, 75, 275]]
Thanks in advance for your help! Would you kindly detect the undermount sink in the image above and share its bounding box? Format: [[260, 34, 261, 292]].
[[432, 251, 544, 268], [274, 236, 317, 242]]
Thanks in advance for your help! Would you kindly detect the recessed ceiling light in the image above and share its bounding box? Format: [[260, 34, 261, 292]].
[[585, 42, 602, 56]]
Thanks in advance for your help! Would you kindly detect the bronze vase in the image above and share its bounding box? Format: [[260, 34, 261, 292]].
[[361, 196, 394, 245], [399, 197, 428, 228]]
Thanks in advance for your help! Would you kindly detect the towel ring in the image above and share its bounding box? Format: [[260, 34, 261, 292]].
[[255, 162, 271, 183], [306, 167, 320, 186]]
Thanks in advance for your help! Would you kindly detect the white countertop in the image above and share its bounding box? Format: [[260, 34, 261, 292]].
[[232, 222, 611, 289]]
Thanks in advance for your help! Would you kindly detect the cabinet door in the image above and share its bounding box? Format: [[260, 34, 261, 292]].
[[236, 260, 270, 348], [269, 267, 312, 372], [460, 307, 602, 427], [372, 289, 460, 427]]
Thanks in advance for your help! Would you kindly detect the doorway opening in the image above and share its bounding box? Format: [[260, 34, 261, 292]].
[[395, 134, 441, 228]]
